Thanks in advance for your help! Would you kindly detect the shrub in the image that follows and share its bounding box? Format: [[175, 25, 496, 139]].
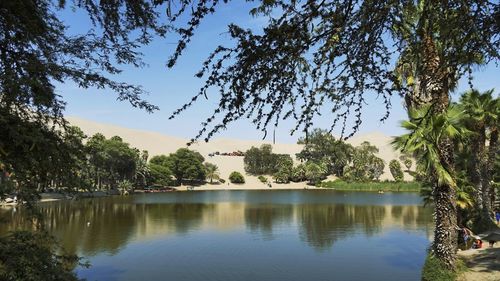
[[273, 167, 291, 183], [229, 171, 245, 184], [219, 178, 226, 184], [0, 231, 84, 281], [258, 175, 268, 183]]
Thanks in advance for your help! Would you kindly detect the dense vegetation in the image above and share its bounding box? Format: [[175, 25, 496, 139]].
[[1, 0, 498, 278], [242, 130, 403, 186], [395, 90, 499, 234], [0, 231, 84, 281], [244, 145, 293, 175]]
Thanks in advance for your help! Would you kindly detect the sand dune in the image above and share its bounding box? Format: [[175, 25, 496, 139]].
[[67, 116, 412, 189]]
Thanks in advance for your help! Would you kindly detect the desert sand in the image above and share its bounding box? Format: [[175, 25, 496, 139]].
[[67, 116, 412, 190]]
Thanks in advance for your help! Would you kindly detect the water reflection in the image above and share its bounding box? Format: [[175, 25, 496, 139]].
[[0, 192, 433, 258]]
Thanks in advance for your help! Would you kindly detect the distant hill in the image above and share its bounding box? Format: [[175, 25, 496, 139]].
[[67, 116, 413, 184]]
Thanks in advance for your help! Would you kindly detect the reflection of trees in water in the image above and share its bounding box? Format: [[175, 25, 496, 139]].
[[298, 205, 433, 251], [244, 204, 294, 239], [1, 198, 434, 256], [298, 204, 386, 251], [144, 203, 214, 233], [0, 199, 213, 256]]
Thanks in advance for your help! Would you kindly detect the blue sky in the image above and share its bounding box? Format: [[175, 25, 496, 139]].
[[56, 2, 499, 144]]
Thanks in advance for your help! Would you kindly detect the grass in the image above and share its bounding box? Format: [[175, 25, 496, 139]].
[[318, 180, 422, 192], [421, 254, 467, 281]]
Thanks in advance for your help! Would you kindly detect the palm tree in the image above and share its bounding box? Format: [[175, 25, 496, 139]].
[[204, 163, 219, 184], [393, 104, 470, 266], [460, 89, 499, 226]]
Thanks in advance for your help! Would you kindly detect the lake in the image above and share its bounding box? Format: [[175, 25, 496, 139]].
[[0, 190, 433, 281]]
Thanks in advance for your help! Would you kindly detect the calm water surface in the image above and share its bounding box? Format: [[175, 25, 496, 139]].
[[1, 190, 433, 281]]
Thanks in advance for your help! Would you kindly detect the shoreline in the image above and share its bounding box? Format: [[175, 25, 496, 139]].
[[1, 183, 420, 206]]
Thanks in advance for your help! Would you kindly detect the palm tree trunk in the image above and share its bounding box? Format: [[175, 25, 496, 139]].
[[419, 29, 458, 268], [484, 127, 498, 213], [470, 125, 485, 212]]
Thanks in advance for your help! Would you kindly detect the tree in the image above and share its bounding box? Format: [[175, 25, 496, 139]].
[[229, 171, 245, 184], [399, 155, 413, 172], [166, 148, 206, 185], [2, 0, 498, 271], [393, 104, 470, 268], [460, 89, 499, 225], [243, 145, 293, 175], [389, 160, 404, 182], [296, 129, 354, 177], [343, 142, 384, 182], [166, 1, 498, 270], [204, 162, 220, 184], [305, 162, 327, 185], [291, 164, 307, 182], [0, 231, 82, 281], [135, 150, 150, 188], [148, 155, 173, 186]]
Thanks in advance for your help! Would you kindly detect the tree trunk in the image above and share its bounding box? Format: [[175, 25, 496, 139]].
[[418, 29, 458, 268], [469, 124, 485, 211], [484, 127, 498, 213]]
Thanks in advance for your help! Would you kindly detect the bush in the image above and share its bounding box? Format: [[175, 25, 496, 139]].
[[0, 231, 84, 281], [219, 178, 226, 184], [229, 171, 245, 184], [258, 175, 268, 183], [421, 254, 465, 281]]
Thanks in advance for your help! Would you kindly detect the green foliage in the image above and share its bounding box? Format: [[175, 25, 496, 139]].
[[243, 145, 293, 175], [258, 175, 268, 183], [343, 142, 385, 182], [85, 134, 140, 190], [320, 180, 421, 192], [204, 162, 220, 183], [389, 160, 404, 182], [421, 254, 465, 281], [118, 180, 133, 192], [291, 164, 307, 182], [273, 155, 293, 183], [229, 171, 245, 184], [166, 148, 206, 185], [148, 155, 173, 186], [0, 231, 84, 281], [1, 0, 163, 201], [297, 129, 354, 176], [305, 162, 327, 185], [399, 155, 413, 171], [393, 105, 470, 188], [273, 167, 291, 184]]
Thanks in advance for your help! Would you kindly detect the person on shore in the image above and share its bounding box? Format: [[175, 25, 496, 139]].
[[495, 210, 500, 225], [488, 240, 495, 248], [472, 239, 482, 249]]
